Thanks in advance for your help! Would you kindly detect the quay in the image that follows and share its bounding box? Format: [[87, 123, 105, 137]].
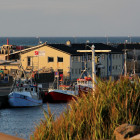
[[0, 86, 11, 108], [0, 133, 25, 140]]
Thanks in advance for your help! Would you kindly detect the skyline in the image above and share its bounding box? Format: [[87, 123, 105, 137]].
[[0, 0, 140, 37]]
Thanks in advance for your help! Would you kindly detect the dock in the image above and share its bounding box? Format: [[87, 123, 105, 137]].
[[0, 86, 11, 108]]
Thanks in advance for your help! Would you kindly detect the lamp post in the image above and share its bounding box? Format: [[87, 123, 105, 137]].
[[91, 45, 96, 89]]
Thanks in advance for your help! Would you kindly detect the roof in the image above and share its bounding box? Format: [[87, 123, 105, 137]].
[[117, 43, 140, 51], [7, 42, 121, 59], [47, 43, 120, 55]]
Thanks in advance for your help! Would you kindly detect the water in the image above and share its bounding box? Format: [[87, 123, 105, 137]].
[[1, 36, 140, 139], [0, 103, 67, 139], [0, 36, 140, 46]]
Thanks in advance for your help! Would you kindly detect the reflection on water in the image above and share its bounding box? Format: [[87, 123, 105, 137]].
[[0, 103, 67, 139]]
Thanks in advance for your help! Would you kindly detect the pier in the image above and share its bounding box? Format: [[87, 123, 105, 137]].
[[0, 86, 11, 108]]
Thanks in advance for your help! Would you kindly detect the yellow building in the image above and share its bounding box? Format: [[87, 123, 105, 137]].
[[1, 42, 122, 81]]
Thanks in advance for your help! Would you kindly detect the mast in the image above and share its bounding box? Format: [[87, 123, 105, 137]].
[[91, 45, 96, 89], [124, 40, 128, 76], [133, 48, 136, 76]]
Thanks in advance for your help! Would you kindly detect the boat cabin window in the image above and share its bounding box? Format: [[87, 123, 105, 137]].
[[31, 88, 33, 91]]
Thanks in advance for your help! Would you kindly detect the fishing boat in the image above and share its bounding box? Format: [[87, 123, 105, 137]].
[[48, 84, 77, 103], [47, 45, 96, 102], [47, 72, 77, 102], [48, 89, 76, 102], [8, 63, 43, 107], [75, 76, 93, 95], [74, 45, 96, 95], [8, 81, 43, 107]]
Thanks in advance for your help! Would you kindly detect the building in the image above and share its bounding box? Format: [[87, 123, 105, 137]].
[[0, 42, 123, 81], [117, 43, 140, 76]]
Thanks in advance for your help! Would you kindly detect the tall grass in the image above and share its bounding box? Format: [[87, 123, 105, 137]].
[[31, 76, 140, 140]]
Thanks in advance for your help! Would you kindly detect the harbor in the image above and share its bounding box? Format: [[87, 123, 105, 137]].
[[0, 0, 140, 138], [0, 86, 67, 139], [0, 38, 140, 139]]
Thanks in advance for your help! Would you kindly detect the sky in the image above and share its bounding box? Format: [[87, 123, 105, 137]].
[[0, 0, 140, 37]]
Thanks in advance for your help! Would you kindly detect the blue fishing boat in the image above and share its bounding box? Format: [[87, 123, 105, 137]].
[[8, 61, 43, 107], [8, 82, 42, 107]]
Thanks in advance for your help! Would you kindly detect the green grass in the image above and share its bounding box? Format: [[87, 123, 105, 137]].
[[30, 76, 140, 140]]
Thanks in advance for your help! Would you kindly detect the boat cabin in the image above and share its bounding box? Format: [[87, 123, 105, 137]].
[[77, 77, 92, 87]]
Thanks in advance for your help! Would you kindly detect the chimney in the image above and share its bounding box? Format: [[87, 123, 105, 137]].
[[66, 40, 71, 47], [7, 38, 9, 45]]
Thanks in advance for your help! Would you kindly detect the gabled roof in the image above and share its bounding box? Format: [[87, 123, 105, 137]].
[[7, 42, 121, 59]]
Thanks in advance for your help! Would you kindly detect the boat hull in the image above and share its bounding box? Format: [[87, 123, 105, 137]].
[[8, 92, 42, 107], [48, 90, 76, 103], [78, 85, 93, 95]]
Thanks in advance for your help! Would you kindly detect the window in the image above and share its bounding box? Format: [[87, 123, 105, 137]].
[[71, 69, 74, 74], [79, 68, 81, 74], [72, 69, 74, 74], [58, 57, 63, 62], [48, 57, 54, 62], [74, 56, 78, 62], [102, 54, 105, 60], [27, 57, 31, 66], [75, 69, 77, 74], [88, 55, 92, 61], [112, 54, 115, 59], [119, 54, 121, 58], [78, 56, 81, 62], [71, 56, 74, 62]]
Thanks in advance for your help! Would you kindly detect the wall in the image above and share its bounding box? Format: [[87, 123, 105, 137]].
[[20, 45, 71, 79]]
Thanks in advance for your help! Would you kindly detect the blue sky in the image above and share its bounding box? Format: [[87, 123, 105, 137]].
[[0, 0, 139, 37]]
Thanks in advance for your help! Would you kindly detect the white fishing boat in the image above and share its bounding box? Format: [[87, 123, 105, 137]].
[[8, 81, 42, 107], [75, 45, 96, 95], [8, 63, 43, 107]]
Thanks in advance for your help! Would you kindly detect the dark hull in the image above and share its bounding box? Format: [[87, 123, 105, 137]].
[[48, 91, 76, 103]]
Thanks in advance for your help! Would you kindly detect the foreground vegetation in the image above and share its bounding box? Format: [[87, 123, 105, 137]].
[[31, 76, 140, 140]]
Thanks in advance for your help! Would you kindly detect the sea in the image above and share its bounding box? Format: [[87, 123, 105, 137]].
[[0, 36, 140, 140], [0, 103, 67, 139], [0, 36, 140, 46]]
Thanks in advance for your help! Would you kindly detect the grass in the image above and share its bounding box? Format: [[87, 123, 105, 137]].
[[30, 76, 140, 140]]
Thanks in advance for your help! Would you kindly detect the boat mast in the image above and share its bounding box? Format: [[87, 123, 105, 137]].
[[124, 40, 128, 76], [133, 48, 136, 76], [91, 45, 96, 89]]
